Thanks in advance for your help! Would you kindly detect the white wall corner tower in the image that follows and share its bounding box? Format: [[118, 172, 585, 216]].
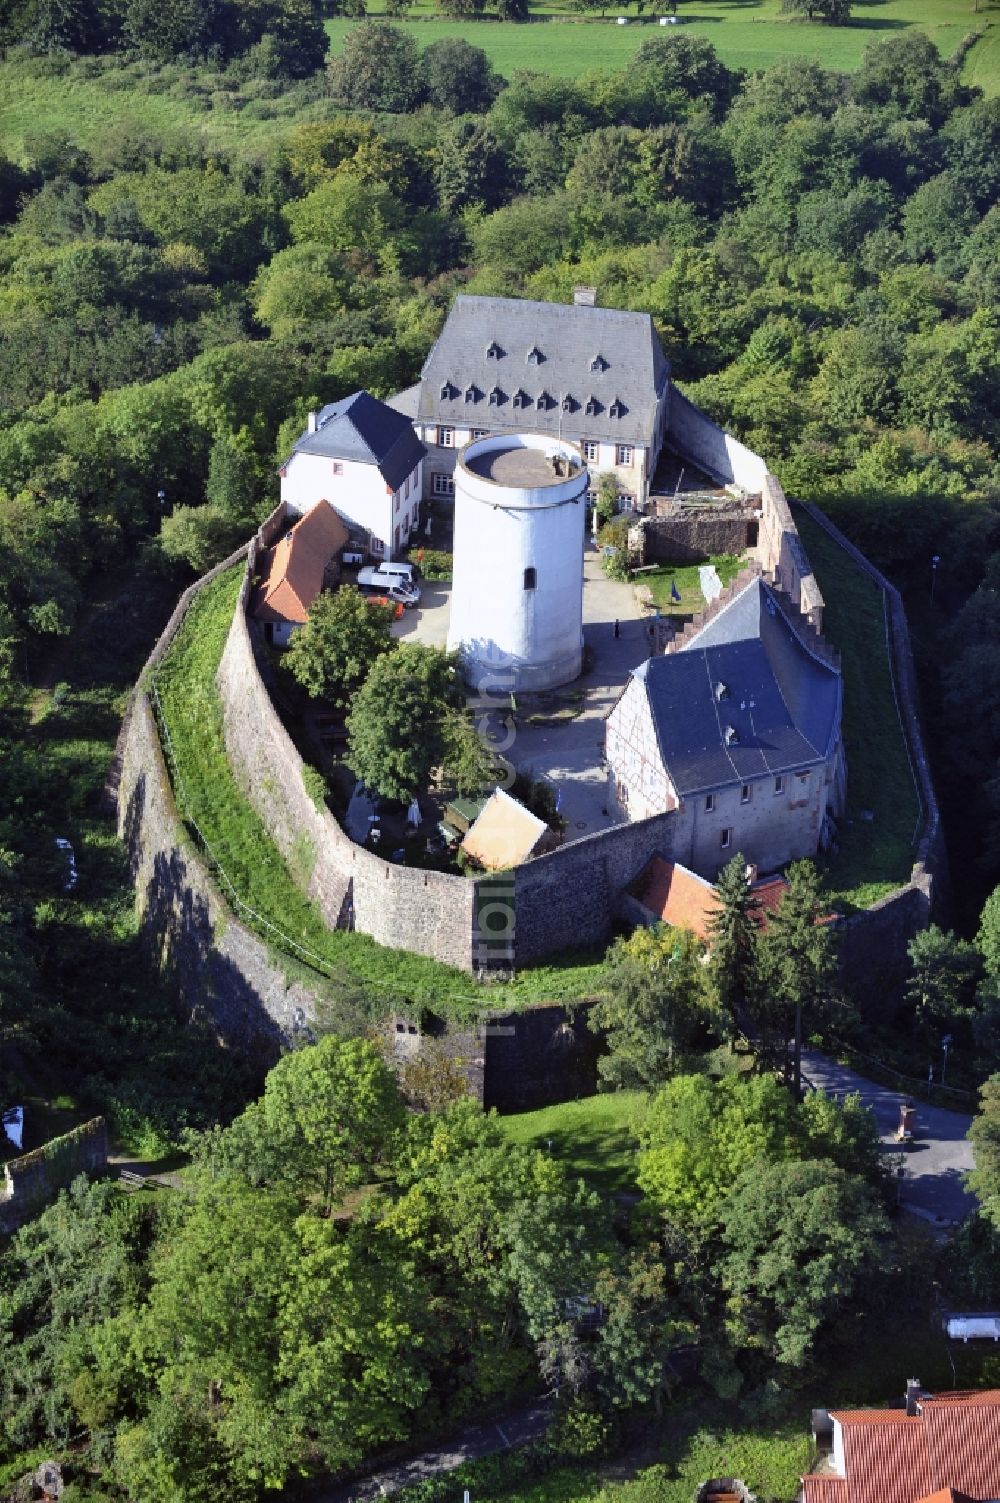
[[447, 434, 588, 693]]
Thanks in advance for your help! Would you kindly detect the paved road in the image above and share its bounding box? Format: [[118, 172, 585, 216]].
[[800, 1049, 976, 1229], [299, 1401, 552, 1503]]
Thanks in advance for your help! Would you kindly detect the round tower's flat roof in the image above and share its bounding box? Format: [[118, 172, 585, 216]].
[[465, 442, 582, 488]]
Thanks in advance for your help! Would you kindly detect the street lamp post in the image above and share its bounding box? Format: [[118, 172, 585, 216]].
[[941, 1033, 953, 1087], [930, 554, 941, 605]]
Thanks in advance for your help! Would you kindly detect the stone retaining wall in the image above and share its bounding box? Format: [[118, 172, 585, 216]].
[[0, 1117, 108, 1234], [216, 520, 478, 973]]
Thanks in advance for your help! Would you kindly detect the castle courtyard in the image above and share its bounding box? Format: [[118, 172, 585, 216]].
[[395, 544, 650, 844]]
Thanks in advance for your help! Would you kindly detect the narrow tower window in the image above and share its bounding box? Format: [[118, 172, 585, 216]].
[[524, 567, 537, 590]]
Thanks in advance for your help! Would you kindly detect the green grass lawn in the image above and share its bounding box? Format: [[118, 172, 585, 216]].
[[638, 553, 744, 617], [501, 1089, 646, 1193], [153, 567, 607, 1014], [326, 0, 998, 86], [0, 0, 993, 158], [794, 509, 920, 911]]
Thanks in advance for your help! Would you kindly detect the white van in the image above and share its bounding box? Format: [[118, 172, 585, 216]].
[[358, 564, 416, 591], [380, 560, 418, 585]]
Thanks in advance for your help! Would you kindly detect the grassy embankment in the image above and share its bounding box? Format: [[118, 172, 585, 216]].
[[795, 509, 920, 911], [0, 0, 994, 160], [153, 566, 606, 1014], [501, 1089, 645, 1193]]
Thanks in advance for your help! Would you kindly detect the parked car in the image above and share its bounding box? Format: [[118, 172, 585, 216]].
[[358, 563, 419, 592], [362, 581, 420, 609]]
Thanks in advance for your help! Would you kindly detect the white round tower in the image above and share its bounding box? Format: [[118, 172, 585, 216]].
[[447, 434, 588, 693]]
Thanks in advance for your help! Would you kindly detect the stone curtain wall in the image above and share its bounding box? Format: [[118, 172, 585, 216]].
[[118, 692, 322, 1057], [667, 389, 769, 494], [664, 391, 825, 634], [216, 530, 477, 973], [116, 503, 334, 1051], [798, 502, 944, 888], [0, 1117, 108, 1234], [796, 502, 948, 991]]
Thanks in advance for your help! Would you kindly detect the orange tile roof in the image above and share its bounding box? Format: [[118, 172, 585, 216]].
[[802, 1479, 848, 1502], [631, 856, 720, 939], [923, 1393, 1000, 1500], [824, 1391, 1000, 1503], [460, 789, 549, 871], [252, 501, 349, 625]]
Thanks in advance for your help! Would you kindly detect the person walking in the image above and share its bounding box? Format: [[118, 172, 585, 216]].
[[613, 619, 620, 638]]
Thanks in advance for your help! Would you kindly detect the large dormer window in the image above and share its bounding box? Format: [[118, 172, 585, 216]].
[[512, 388, 529, 409], [536, 390, 551, 410], [488, 386, 504, 406], [591, 354, 609, 373], [464, 383, 480, 403], [562, 394, 575, 413], [486, 341, 503, 359], [585, 395, 601, 417], [609, 397, 626, 419], [526, 345, 543, 365], [440, 380, 457, 401]]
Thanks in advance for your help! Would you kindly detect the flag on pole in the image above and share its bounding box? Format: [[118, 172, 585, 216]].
[[670, 579, 681, 603]]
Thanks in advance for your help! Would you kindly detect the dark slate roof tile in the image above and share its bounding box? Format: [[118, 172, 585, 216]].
[[638, 579, 840, 797], [419, 295, 669, 447], [291, 390, 426, 491]]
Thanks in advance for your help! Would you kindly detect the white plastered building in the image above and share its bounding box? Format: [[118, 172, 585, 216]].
[[278, 390, 426, 560], [447, 434, 588, 694]]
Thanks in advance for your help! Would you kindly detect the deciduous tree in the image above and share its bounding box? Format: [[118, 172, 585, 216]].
[[284, 587, 395, 705]]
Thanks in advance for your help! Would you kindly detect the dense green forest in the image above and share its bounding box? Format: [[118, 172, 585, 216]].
[[1, 17, 1000, 1498]]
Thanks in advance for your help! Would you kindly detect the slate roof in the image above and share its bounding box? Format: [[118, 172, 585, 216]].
[[252, 501, 348, 626], [419, 295, 669, 448], [634, 577, 840, 797], [288, 390, 426, 491]]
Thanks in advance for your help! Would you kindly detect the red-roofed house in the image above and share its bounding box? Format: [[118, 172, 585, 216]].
[[252, 500, 349, 646], [628, 856, 721, 939], [800, 1389, 1000, 1503]]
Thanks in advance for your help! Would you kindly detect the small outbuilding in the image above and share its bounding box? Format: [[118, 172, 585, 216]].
[[252, 500, 348, 646], [460, 788, 557, 871]]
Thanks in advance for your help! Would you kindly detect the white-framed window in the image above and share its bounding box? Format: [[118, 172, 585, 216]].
[[432, 474, 454, 497], [618, 493, 636, 512], [615, 444, 633, 466], [774, 775, 785, 795], [720, 827, 732, 850], [331, 461, 343, 476], [438, 426, 455, 448], [705, 793, 715, 813], [741, 783, 752, 805], [472, 428, 489, 440], [583, 440, 599, 462]]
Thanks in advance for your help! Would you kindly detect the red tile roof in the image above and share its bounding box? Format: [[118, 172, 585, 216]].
[[630, 856, 719, 939], [923, 1393, 1000, 1500], [813, 1392, 1000, 1503], [252, 501, 348, 625], [802, 1480, 848, 1502]]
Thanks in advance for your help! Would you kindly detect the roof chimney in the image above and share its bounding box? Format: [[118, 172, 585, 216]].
[[905, 1378, 921, 1417], [307, 410, 317, 434], [573, 285, 597, 307]]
